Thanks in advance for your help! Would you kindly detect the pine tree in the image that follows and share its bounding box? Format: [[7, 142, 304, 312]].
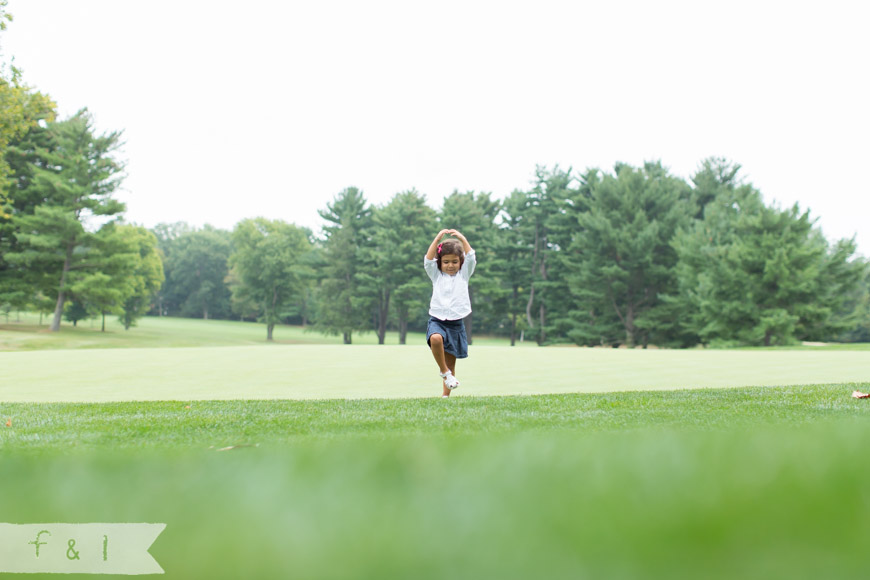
[[315, 187, 373, 344], [3, 109, 125, 331], [566, 162, 692, 347]]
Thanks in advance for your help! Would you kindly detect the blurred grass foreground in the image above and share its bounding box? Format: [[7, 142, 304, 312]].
[[2, 386, 870, 579]]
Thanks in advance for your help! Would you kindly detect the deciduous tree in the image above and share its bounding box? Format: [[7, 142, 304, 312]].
[[228, 218, 311, 341]]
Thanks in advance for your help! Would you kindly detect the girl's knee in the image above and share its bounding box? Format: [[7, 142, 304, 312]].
[[430, 333, 444, 346]]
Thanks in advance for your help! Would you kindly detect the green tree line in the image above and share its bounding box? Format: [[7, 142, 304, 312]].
[[143, 160, 868, 347], [1, 4, 867, 346]]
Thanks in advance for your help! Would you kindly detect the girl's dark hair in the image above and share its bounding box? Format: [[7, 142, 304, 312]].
[[436, 239, 465, 272]]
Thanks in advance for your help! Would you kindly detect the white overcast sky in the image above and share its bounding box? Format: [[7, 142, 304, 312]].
[[3, 0, 868, 253]]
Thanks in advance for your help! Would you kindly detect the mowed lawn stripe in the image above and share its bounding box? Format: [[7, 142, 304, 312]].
[[4, 345, 870, 402]]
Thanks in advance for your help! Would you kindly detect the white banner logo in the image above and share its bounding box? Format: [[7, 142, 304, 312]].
[[0, 523, 165, 575]]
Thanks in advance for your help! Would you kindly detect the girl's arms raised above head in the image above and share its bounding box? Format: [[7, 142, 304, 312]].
[[447, 230, 472, 254], [426, 229, 450, 260]]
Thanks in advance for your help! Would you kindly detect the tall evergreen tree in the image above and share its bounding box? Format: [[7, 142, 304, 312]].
[[567, 161, 692, 347], [671, 182, 862, 346], [315, 187, 373, 344], [493, 190, 535, 345], [358, 189, 436, 344], [502, 167, 570, 345], [2, 109, 125, 331]]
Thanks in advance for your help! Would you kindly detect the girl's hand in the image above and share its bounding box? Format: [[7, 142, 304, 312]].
[[447, 230, 472, 253]]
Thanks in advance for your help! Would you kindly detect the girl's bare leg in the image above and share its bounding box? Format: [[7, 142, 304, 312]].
[[443, 353, 457, 397], [429, 333, 449, 373], [430, 334, 459, 397], [445, 352, 456, 375]]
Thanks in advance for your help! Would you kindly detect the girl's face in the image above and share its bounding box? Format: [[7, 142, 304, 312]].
[[440, 254, 461, 275]]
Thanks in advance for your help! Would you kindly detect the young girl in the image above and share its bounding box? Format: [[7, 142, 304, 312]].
[[424, 228, 475, 397]]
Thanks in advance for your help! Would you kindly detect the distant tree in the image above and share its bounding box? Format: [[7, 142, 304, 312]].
[[671, 179, 862, 346], [64, 224, 162, 332], [530, 166, 581, 343], [315, 187, 373, 344], [493, 190, 535, 345], [0, 81, 56, 310], [63, 300, 91, 326], [149, 221, 194, 316], [507, 166, 581, 345], [71, 272, 125, 332], [228, 218, 311, 341], [837, 259, 870, 342], [116, 225, 164, 329], [358, 189, 436, 344], [566, 162, 692, 348], [688, 157, 744, 219], [165, 226, 232, 320], [2, 109, 125, 331]]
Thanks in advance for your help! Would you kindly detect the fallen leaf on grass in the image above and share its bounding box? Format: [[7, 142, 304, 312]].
[[4, 419, 10, 427], [852, 390, 870, 399], [216, 444, 259, 452]]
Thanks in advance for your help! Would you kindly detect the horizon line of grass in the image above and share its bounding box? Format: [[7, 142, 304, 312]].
[[5, 312, 870, 353], [0, 312, 544, 351]]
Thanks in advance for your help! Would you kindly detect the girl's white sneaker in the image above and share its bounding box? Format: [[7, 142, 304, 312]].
[[440, 371, 460, 390]]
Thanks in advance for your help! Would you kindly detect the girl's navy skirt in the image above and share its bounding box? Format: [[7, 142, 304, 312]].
[[426, 316, 468, 358]]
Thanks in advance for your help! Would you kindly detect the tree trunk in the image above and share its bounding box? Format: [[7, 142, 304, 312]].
[[101, 311, 106, 332], [267, 286, 278, 341], [466, 286, 474, 345], [510, 285, 519, 346], [343, 332, 352, 344], [377, 291, 390, 345], [624, 305, 635, 348], [465, 312, 473, 345], [399, 314, 407, 345], [537, 244, 548, 345], [50, 290, 66, 332], [526, 285, 535, 328], [50, 244, 75, 332], [203, 305, 209, 320]]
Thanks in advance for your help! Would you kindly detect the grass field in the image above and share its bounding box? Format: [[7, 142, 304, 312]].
[[2, 313, 531, 350], [4, 316, 870, 401], [3, 316, 870, 578]]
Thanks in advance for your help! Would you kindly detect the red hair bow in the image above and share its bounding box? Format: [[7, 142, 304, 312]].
[[437, 243, 443, 254]]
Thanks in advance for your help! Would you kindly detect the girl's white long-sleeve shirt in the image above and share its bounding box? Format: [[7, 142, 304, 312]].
[[423, 250, 476, 321]]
